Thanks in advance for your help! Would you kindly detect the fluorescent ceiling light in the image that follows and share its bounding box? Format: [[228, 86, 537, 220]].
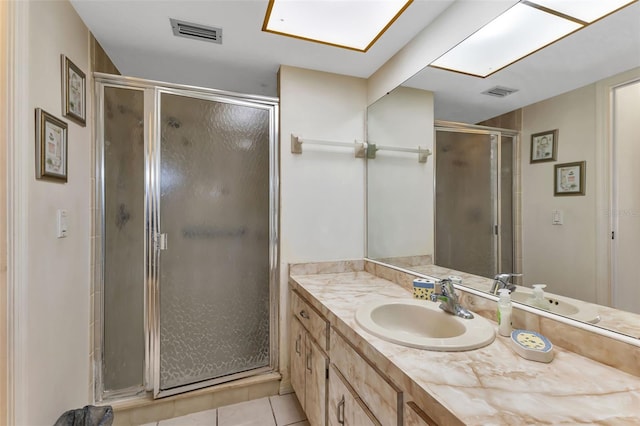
[[262, 0, 412, 51], [430, 2, 582, 77], [526, 0, 637, 23]]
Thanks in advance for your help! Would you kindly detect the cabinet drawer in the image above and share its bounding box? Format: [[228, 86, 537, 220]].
[[330, 328, 402, 425], [328, 364, 380, 426], [292, 290, 329, 351], [405, 401, 438, 426]]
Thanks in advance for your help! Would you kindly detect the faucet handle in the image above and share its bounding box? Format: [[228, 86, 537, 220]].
[[494, 273, 522, 283], [437, 278, 458, 301]]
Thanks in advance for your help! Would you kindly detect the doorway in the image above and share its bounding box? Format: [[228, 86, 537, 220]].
[[611, 78, 640, 314], [95, 75, 279, 399]]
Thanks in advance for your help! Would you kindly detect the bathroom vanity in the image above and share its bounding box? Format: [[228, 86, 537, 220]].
[[288, 260, 640, 425]]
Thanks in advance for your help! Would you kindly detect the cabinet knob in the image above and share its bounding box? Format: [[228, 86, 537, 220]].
[[299, 310, 310, 319]]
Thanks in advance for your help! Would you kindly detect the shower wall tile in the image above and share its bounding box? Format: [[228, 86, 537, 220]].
[[128, 400, 176, 426], [172, 393, 215, 417]]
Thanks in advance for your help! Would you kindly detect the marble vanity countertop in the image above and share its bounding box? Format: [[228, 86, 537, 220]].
[[289, 269, 640, 425]]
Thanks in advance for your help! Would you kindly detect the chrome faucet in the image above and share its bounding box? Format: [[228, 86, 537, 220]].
[[490, 273, 522, 295], [430, 278, 474, 319]]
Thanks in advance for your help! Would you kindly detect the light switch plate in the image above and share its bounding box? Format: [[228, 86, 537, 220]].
[[552, 209, 563, 225], [57, 209, 68, 238]]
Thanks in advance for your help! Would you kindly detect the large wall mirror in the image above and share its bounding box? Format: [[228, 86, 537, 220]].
[[366, 1, 640, 340]]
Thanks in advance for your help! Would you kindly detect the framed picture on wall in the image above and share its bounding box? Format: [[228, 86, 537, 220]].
[[554, 161, 585, 196], [35, 108, 68, 182], [530, 129, 558, 163], [61, 54, 86, 126]]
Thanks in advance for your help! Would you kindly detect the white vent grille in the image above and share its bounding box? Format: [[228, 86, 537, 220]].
[[482, 86, 518, 98], [170, 18, 222, 44]]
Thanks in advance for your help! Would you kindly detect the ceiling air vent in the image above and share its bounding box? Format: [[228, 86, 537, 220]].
[[482, 86, 518, 98], [170, 18, 222, 44]]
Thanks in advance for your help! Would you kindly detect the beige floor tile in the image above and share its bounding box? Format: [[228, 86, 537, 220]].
[[218, 397, 275, 426], [157, 408, 216, 426], [137, 423, 157, 426], [288, 421, 310, 426], [269, 394, 306, 426]]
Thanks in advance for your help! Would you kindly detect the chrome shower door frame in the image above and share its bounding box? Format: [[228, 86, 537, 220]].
[[93, 73, 279, 401], [433, 122, 519, 277]]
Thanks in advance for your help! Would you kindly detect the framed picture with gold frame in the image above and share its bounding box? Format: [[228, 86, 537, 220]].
[[61, 54, 86, 126], [530, 129, 558, 163], [554, 161, 585, 196], [35, 108, 68, 182]]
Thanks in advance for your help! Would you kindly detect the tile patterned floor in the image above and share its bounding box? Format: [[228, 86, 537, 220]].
[[139, 393, 308, 426]]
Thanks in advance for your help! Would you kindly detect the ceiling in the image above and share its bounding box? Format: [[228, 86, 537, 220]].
[[71, 0, 640, 124]]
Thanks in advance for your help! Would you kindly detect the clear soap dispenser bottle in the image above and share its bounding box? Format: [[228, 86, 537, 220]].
[[497, 289, 512, 337], [530, 284, 548, 310]]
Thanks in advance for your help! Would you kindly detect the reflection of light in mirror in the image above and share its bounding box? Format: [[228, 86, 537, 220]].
[[527, 0, 637, 23], [161, 166, 182, 192], [430, 3, 582, 77], [208, 182, 229, 198], [236, 138, 255, 151]]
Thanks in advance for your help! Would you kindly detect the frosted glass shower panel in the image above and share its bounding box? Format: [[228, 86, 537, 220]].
[[158, 93, 271, 391], [435, 131, 497, 278], [103, 87, 146, 392]]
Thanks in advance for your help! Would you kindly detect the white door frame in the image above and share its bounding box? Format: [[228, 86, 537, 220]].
[[3, 1, 30, 424], [594, 67, 640, 307]]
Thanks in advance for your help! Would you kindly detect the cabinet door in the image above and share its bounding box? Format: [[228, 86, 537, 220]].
[[306, 337, 328, 426], [290, 317, 306, 408], [405, 401, 438, 426], [328, 365, 379, 426]]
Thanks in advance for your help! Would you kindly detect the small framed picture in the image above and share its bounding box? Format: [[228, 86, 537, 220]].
[[61, 55, 86, 126], [530, 129, 558, 163], [35, 108, 68, 182], [554, 161, 585, 196]]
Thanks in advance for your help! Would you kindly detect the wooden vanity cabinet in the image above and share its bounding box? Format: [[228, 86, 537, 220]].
[[290, 291, 329, 426], [330, 328, 403, 425], [290, 289, 439, 426], [404, 401, 438, 426], [327, 364, 380, 426]]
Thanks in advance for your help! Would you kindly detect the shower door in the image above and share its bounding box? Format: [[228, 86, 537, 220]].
[[96, 75, 278, 401], [152, 90, 276, 397], [434, 128, 514, 278]]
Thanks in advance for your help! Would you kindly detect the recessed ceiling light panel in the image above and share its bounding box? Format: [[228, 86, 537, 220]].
[[526, 0, 637, 23], [262, 0, 413, 51], [430, 3, 582, 77]]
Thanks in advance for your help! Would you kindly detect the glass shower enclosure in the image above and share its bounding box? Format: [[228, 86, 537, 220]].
[[95, 74, 279, 399], [434, 124, 517, 279]]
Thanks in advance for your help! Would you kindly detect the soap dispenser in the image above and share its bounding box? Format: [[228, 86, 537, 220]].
[[527, 284, 548, 310], [497, 289, 512, 337]]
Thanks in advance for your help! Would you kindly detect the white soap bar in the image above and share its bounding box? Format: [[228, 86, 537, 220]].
[[510, 329, 554, 363]]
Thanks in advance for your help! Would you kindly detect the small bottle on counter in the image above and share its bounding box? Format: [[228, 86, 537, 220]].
[[497, 289, 512, 337]]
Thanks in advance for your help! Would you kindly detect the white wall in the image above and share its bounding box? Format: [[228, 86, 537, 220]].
[[367, 86, 434, 259], [17, 1, 93, 424], [278, 66, 367, 389], [521, 84, 597, 302]]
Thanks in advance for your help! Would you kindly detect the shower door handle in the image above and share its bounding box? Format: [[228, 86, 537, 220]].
[[156, 233, 168, 250]]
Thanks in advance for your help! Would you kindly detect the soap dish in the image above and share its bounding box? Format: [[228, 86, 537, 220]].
[[510, 329, 554, 363]]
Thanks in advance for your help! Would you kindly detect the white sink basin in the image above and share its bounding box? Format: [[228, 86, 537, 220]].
[[355, 299, 495, 351], [511, 290, 600, 324]]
